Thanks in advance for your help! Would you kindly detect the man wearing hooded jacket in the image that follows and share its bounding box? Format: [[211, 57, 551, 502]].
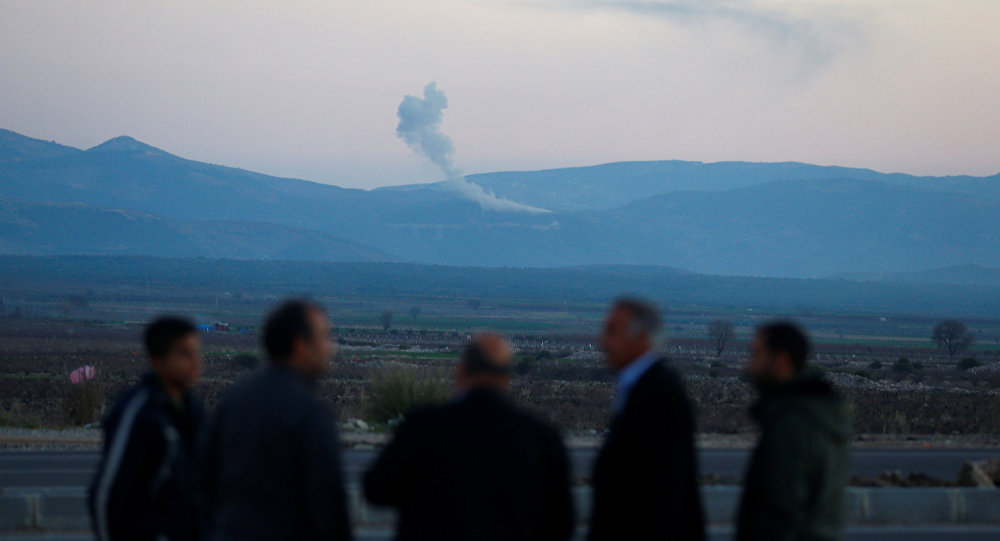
[[738, 322, 852, 541]]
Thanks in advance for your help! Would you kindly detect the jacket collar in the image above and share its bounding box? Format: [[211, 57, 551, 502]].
[[267, 362, 320, 388], [751, 370, 836, 420], [139, 372, 198, 414], [611, 350, 660, 417], [457, 385, 506, 405]]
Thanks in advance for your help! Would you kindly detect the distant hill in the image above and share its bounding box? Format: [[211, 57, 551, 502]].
[[833, 265, 1000, 287], [584, 178, 1000, 277], [2, 128, 1000, 277], [0, 129, 81, 162], [384, 160, 1000, 212], [0, 199, 397, 262]]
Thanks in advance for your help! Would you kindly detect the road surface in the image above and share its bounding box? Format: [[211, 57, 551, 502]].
[[1, 447, 996, 488]]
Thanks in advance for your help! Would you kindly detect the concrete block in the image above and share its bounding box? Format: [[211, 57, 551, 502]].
[[36, 492, 89, 531], [958, 489, 1000, 524], [5, 484, 1000, 533], [348, 483, 397, 527], [346, 486, 365, 525], [701, 487, 740, 525], [358, 503, 397, 528], [843, 489, 865, 525], [572, 487, 590, 523], [0, 494, 34, 530], [863, 488, 957, 525]]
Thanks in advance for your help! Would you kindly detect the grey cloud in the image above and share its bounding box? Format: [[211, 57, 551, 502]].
[[541, 0, 864, 65]]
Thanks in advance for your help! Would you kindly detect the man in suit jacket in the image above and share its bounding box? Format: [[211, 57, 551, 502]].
[[364, 334, 575, 541], [588, 298, 705, 541], [202, 300, 351, 541]]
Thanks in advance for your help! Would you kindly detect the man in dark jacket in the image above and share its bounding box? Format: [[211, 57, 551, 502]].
[[737, 322, 851, 541], [202, 299, 351, 541], [588, 298, 705, 541], [89, 316, 205, 541], [364, 333, 575, 541]]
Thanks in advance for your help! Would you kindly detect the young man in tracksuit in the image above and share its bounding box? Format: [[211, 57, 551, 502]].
[[89, 317, 205, 541]]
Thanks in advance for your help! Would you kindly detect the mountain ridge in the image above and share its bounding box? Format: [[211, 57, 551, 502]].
[[3, 128, 999, 277]]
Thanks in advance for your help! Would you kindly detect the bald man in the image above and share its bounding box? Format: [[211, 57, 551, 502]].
[[364, 334, 574, 541]]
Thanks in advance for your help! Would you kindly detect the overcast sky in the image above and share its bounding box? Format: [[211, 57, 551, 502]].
[[1, 1, 998, 188]]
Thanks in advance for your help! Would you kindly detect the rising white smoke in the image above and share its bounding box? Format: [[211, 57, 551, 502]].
[[396, 82, 550, 214]]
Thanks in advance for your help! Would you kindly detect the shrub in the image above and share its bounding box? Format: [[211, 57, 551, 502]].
[[0, 401, 43, 428], [517, 355, 536, 375], [958, 357, 982, 371], [232, 353, 259, 370], [869, 361, 883, 370], [893, 357, 913, 373], [63, 382, 103, 426], [366, 367, 450, 424]]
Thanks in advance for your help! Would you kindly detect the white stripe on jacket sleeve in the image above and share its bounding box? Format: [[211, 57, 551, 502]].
[[94, 389, 150, 541]]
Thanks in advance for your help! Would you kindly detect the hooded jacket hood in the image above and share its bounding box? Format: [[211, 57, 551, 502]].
[[753, 370, 852, 444]]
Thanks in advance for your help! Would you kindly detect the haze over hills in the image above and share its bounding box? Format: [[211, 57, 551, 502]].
[[384, 160, 1000, 212], [831, 265, 1000, 287], [2, 128, 999, 279], [0, 199, 396, 262], [4, 255, 1000, 317]]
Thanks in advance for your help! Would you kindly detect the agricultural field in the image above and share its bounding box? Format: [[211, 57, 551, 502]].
[[2, 285, 999, 438]]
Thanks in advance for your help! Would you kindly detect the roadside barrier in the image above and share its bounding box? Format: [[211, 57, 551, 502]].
[[2, 485, 999, 533]]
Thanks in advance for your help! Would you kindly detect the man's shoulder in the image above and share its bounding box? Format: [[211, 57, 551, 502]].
[[476, 393, 564, 448], [623, 359, 693, 422], [387, 402, 453, 443], [224, 366, 312, 402], [399, 402, 447, 425], [106, 380, 154, 421], [635, 358, 686, 394], [408, 392, 559, 439], [216, 367, 327, 429], [764, 379, 852, 443], [764, 375, 846, 420], [102, 382, 168, 444]]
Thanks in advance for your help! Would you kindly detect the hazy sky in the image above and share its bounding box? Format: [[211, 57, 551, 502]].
[[2, 1, 998, 188]]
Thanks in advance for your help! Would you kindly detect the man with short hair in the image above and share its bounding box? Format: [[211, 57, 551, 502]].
[[364, 333, 575, 541], [737, 322, 851, 541], [89, 316, 204, 541], [588, 298, 705, 541], [202, 300, 351, 541]]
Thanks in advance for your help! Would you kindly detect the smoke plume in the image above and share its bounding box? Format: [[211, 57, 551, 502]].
[[396, 83, 549, 214]]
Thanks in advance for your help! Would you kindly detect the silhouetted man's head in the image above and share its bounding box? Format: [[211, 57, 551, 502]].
[[263, 299, 334, 379], [456, 333, 512, 392], [748, 321, 810, 390], [145, 316, 202, 398], [601, 297, 660, 372]]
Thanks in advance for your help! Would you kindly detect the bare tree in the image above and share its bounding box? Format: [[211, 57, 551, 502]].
[[379, 310, 394, 331], [409, 306, 421, 321], [707, 319, 734, 357], [932, 319, 974, 361]]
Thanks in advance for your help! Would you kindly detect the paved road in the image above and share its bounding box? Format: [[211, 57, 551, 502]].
[[3, 527, 1000, 541], [2, 448, 997, 488]]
